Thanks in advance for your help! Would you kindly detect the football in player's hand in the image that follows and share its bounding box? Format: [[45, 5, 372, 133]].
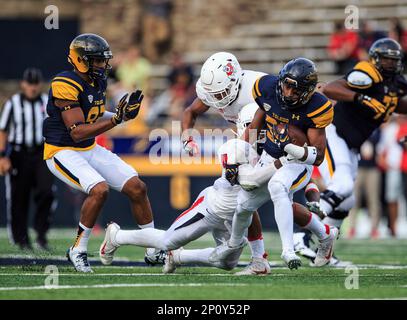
[[276, 123, 309, 146]]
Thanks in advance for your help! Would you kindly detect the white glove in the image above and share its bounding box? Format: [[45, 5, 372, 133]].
[[182, 136, 199, 156]]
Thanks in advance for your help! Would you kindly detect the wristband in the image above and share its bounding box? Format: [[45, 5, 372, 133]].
[[68, 122, 84, 133]]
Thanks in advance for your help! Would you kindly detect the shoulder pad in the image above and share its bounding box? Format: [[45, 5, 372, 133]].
[[51, 74, 83, 101], [347, 70, 373, 88], [353, 61, 383, 84]]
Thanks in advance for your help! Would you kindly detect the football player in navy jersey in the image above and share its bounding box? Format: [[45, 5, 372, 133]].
[[299, 38, 407, 261], [210, 58, 338, 269], [43, 33, 154, 272]]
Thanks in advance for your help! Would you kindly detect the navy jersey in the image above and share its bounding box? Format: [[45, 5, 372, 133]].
[[43, 70, 107, 159], [334, 61, 407, 149], [253, 75, 333, 159]]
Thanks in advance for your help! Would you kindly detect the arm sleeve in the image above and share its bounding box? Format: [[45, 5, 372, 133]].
[[0, 100, 13, 131]]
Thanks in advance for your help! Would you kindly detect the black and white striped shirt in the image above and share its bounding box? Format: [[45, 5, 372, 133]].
[[0, 93, 48, 148]]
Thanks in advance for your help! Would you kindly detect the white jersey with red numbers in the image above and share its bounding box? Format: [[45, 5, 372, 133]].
[[211, 70, 267, 123], [205, 139, 259, 220]]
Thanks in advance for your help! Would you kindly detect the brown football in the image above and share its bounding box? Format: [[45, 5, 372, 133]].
[[276, 123, 309, 146]]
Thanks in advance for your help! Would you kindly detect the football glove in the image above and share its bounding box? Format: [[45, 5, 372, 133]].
[[355, 93, 386, 118], [182, 136, 199, 156], [124, 90, 143, 120], [225, 163, 239, 186], [306, 201, 326, 219], [111, 93, 128, 125], [271, 124, 291, 151]]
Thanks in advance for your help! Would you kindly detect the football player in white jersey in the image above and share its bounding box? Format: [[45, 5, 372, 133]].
[[100, 104, 337, 273], [181, 52, 269, 274]]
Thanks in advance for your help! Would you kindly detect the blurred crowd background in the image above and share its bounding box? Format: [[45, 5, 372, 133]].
[[1, 0, 407, 244]]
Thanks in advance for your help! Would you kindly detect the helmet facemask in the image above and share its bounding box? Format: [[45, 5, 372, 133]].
[[196, 78, 240, 110], [371, 52, 403, 78], [88, 56, 112, 80], [277, 76, 315, 110]]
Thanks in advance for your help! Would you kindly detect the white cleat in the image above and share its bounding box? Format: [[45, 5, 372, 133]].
[[235, 257, 271, 276], [314, 227, 339, 267], [99, 222, 120, 266], [293, 232, 316, 260], [66, 247, 93, 273], [162, 248, 182, 274], [281, 250, 302, 270]]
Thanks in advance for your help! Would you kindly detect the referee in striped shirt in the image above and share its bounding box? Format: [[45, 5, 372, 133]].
[[0, 68, 55, 250]]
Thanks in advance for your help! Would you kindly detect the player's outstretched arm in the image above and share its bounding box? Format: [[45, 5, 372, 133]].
[[181, 98, 209, 132], [181, 98, 209, 156], [322, 79, 356, 102]]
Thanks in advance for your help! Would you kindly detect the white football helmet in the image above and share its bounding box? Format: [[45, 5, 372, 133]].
[[196, 52, 243, 110], [236, 103, 259, 137], [236, 103, 266, 146], [217, 138, 257, 166]]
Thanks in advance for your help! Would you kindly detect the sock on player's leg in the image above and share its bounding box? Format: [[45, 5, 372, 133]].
[[115, 228, 165, 248], [229, 206, 252, 247], [304, 213, 329, 240], [248, 237, 265, 259], [178, 248, 214, 266], [138, 221, 155, 229], [72, 222, 92, 252]]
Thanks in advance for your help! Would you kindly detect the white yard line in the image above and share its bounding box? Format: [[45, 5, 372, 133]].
[[0, 283, 248, 291]]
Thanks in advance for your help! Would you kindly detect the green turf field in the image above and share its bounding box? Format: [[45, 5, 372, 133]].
[[0, 228, 406, 299]]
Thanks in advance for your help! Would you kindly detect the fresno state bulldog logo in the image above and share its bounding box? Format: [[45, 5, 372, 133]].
[[223, 62, 236, 77]]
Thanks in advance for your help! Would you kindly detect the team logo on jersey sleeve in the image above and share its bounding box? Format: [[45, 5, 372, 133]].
[[88, 95, 94, 103], [263, 103, 271, 111]]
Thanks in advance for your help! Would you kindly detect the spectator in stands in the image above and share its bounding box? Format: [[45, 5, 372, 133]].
[[111, 46, 152, 135], [377, 116, 407, 237], [389, 17, 407, 67], [116, 45, 152, 94], [146, 52, 196, 124], [348, 129, 382, 239], [357, 20, 387, 61], [327, 21, 359, 75], [142, 0, 173, 62]]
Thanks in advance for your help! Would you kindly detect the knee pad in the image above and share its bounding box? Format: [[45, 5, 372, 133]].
[[268, 180, 288, 202]]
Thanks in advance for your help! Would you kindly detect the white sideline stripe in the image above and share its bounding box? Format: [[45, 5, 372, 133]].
[[0, 283, 248, 291]]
